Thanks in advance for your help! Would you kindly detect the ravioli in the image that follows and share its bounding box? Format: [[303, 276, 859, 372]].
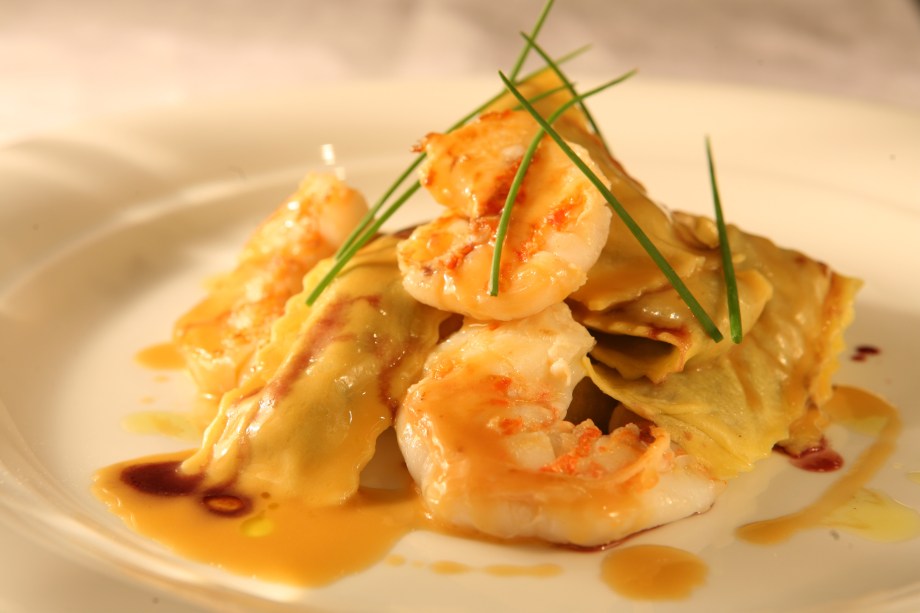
[[172, 173, 368, 397], [479, 70, 861, 480], [99, 66, 864, 578], [181, 236, 450, 505], [584, 218, 860, 479]]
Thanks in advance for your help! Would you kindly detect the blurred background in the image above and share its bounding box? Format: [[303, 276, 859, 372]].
[[2, 0, 919, 145], [1, 0, 919, 611]]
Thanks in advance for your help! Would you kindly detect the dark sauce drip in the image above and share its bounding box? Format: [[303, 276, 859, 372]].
[[121, 461, 252, 517], [776, 438, 844, 472], [850, 344, 881, 362], [121, 461, 202, 496], [201, 491, 252, 517]]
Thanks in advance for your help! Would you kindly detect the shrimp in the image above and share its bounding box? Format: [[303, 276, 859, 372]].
[[395, 303, 724, 547], [396, 110, 612, 321], [173, 172, 368, 396]]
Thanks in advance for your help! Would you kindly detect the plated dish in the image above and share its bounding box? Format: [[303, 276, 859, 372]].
[[1, 75, 920, 612]]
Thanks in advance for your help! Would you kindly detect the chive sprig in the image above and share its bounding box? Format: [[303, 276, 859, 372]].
[[518, 32, 609, 151], [706, 136, 742, 343], [488, 69, 637, 295], [308, 0, 738, 348], [498, 71, 724, 343]]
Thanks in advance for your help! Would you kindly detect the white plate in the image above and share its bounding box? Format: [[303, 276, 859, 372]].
[[1, 78, 919, 613]]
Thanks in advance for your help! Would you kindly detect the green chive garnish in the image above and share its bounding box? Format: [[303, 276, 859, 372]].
[[706, 136, 742, 343], [489, 70, 637, 295], [330, 0, 577, 264], [310, 83, 578, 306], [334, 155, 425, 260], [306, 181, 422, 305], [519, 32, 608, 151], [314, 0, 586, 305], [508, 0, 556, 81], [332, 45, 591, 264], [499, 71, 724, 343]]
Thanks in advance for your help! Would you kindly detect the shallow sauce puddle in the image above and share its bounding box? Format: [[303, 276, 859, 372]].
[[736, 386, 911, 544], [94, 451, 424, 586], [101, 354, 914, 601], [601, 545, 707, 600]]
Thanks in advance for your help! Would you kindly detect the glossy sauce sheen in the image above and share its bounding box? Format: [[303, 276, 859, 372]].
[[821, 488, 920, 542], [601, 545, 707, 600], [99, 381, 901, 596], [134, 341, 186, 370], [737, 386, 901, 544], [94, 452, 423, 586], [780, 439, 844, 472], [96, 452, 569, 586]]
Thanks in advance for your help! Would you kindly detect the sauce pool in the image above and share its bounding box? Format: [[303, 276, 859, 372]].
[[601, 545, 707, 600], [93, 451, 423, 586], [99, 379, 905, 599], [737, 386, 901, 544], [779, 439, 844, 472], [821, 488, 920, 542], [134, 341, 185, 370]]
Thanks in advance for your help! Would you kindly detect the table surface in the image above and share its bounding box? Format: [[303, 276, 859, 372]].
[[1, 1, 919, 611]]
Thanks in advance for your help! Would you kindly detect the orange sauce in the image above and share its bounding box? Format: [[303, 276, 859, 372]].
[[737, 386, 902, 544], [601, 545, 707, 600], [430, 560, 472, 575], [95, 451, 567, 587], [484, 563, 562, 578], [134, 341, 185, 370], [93, 451, 423, 586], [98, 377, 905, 598], [385, 554, 407, 567], [425, 560, 563, 577], [820, 488, 920, 542]]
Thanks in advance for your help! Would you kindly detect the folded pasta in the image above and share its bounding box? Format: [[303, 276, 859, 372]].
[[584, 217, 860, 479], [97, 69, 863, 573], [181, 235, 450, 505]]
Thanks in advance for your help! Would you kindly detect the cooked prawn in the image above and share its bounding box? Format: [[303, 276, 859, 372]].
[[173, 172, 368, 396], [396, 110, 611, 321], [395, 303, 724, 547]]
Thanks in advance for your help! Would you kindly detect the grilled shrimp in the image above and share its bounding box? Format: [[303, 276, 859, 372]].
[[173, 172, 368, 396], [395, 303, 723, 547], [396, 110, 611, 321]]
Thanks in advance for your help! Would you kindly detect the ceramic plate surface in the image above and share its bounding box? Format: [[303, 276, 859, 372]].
[[1, 78, 919, 612]]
